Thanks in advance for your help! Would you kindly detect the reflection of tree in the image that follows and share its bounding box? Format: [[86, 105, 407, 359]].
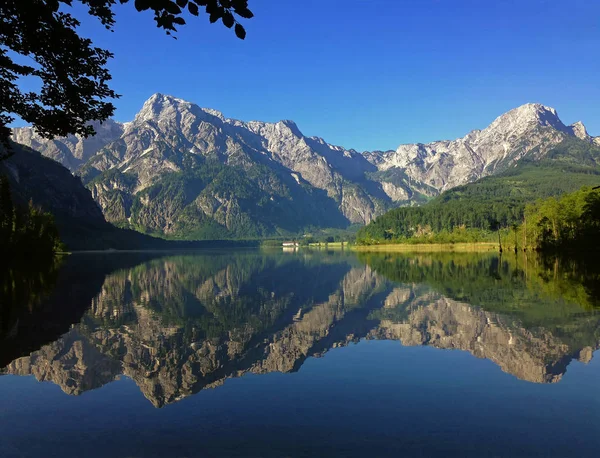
[[360, 252, 600, 312], [0, 257, 63, 339], [361, 252, 600, 353], [0, 252, 169, 368]]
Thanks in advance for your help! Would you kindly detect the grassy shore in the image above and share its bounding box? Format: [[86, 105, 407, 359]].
[[352, 242, 500, 252], [308, 242, 348, 248]]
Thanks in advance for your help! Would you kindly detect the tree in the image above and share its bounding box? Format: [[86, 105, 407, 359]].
[[0, 175, 14, 247], [0, 175, 63, 256], [0, 0, 254, 157]]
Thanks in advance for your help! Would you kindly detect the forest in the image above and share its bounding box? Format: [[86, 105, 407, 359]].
[[357, 138, 600, 250], [0, 175, 64, 258], [357, 185, 600, 253], [521, 186, 600, 252]]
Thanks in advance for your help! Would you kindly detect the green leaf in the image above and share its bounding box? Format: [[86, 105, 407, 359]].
[[234, 23, 246, 39], [134, 0, 151, 11], [164, 1, 182, 15], [188, 2, 199, 15], [235, 7, 254, 19], [165, 2, 181, 14], [222, 12, 234, 28]]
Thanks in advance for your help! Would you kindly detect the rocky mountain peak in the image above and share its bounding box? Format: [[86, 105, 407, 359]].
[[569, 121, 590, 140], [486, 103, 565, 133], [364, 101, 585, 193], [275, 119, 302, 137], [11, 96, 599, 238], [135, 93, 187, 123], [134, 93, 225, 127]]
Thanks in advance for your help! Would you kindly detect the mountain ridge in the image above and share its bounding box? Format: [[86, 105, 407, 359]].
[[12, 96, 600, 238]]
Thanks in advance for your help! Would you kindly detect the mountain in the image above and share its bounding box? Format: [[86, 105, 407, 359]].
[[2, 252, 599, 406], [78, 94, 399, 237], [0, 143, 110, 248], [12, 120, 124, 172], [357, 137, 600, 242], [0, 143, 254, 250], [12, 96, 600, 239], [365, 103, 600, 193]]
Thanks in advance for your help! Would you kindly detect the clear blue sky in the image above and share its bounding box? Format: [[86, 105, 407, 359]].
[[67, 0, 600, 151]]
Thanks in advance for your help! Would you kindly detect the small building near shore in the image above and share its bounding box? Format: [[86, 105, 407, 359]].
[[282, 241, 299, 247]]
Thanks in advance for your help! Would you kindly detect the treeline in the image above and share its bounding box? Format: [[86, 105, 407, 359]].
[[359, 148, 600, 246], [356, 185, 600, 253], [0, 175, 64, 257], [261, 226, 360, 246], [357, 171, 600, 246], [357, 138, 600, 245], [521, 186, 600, 252]]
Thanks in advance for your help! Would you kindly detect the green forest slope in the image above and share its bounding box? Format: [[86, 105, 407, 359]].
[[357, 138, 600, 243]]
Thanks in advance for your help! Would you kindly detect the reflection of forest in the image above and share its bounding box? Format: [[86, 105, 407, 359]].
[[1, 251, 599, 407]]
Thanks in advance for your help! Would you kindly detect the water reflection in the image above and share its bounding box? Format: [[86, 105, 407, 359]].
[[1, 250, 599, 407]]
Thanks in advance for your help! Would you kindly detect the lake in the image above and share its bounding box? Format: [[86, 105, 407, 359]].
[[1, 249, 599, 457]]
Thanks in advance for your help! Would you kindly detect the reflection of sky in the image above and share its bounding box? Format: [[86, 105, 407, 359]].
[[1, 341, 599, 457], [1, 250, 600, 457]]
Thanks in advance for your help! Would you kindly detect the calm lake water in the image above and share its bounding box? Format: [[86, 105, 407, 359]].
[[1, 249, 599, 457]]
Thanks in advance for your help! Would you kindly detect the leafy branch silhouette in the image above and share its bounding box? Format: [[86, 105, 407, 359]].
[[0, 0, 254, 158]]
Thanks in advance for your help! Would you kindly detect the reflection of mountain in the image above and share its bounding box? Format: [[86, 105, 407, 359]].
[[372, 288, 591, 383], [0, 252, 171, 368], [2, 252, 599, 406]]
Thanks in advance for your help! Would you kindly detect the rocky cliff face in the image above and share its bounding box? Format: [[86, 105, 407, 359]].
[[12, 120, 124, 172], [79, 94, 388, 234], [12, 97, 600, 237], [365, 104, 600, 192], [3, 255, 597, 406]]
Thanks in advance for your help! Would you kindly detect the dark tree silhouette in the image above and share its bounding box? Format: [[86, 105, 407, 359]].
[[0, 0, 254, 157], [0, 175, 63, 256]]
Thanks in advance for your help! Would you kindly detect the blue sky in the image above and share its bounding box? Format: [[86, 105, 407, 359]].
[[54, 0, 600, 151]]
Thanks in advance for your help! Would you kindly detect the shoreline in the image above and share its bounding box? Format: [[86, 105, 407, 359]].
[[352, 242, 500, 252]]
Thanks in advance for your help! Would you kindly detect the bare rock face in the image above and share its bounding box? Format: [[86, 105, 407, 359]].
[[364, 104, 594, 192], [569, 121, 591, 141], [380, 182, 410, 202], [12, 120, 124, 172], [12, 97, 600, 235], [39, 94, 391, 236]]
